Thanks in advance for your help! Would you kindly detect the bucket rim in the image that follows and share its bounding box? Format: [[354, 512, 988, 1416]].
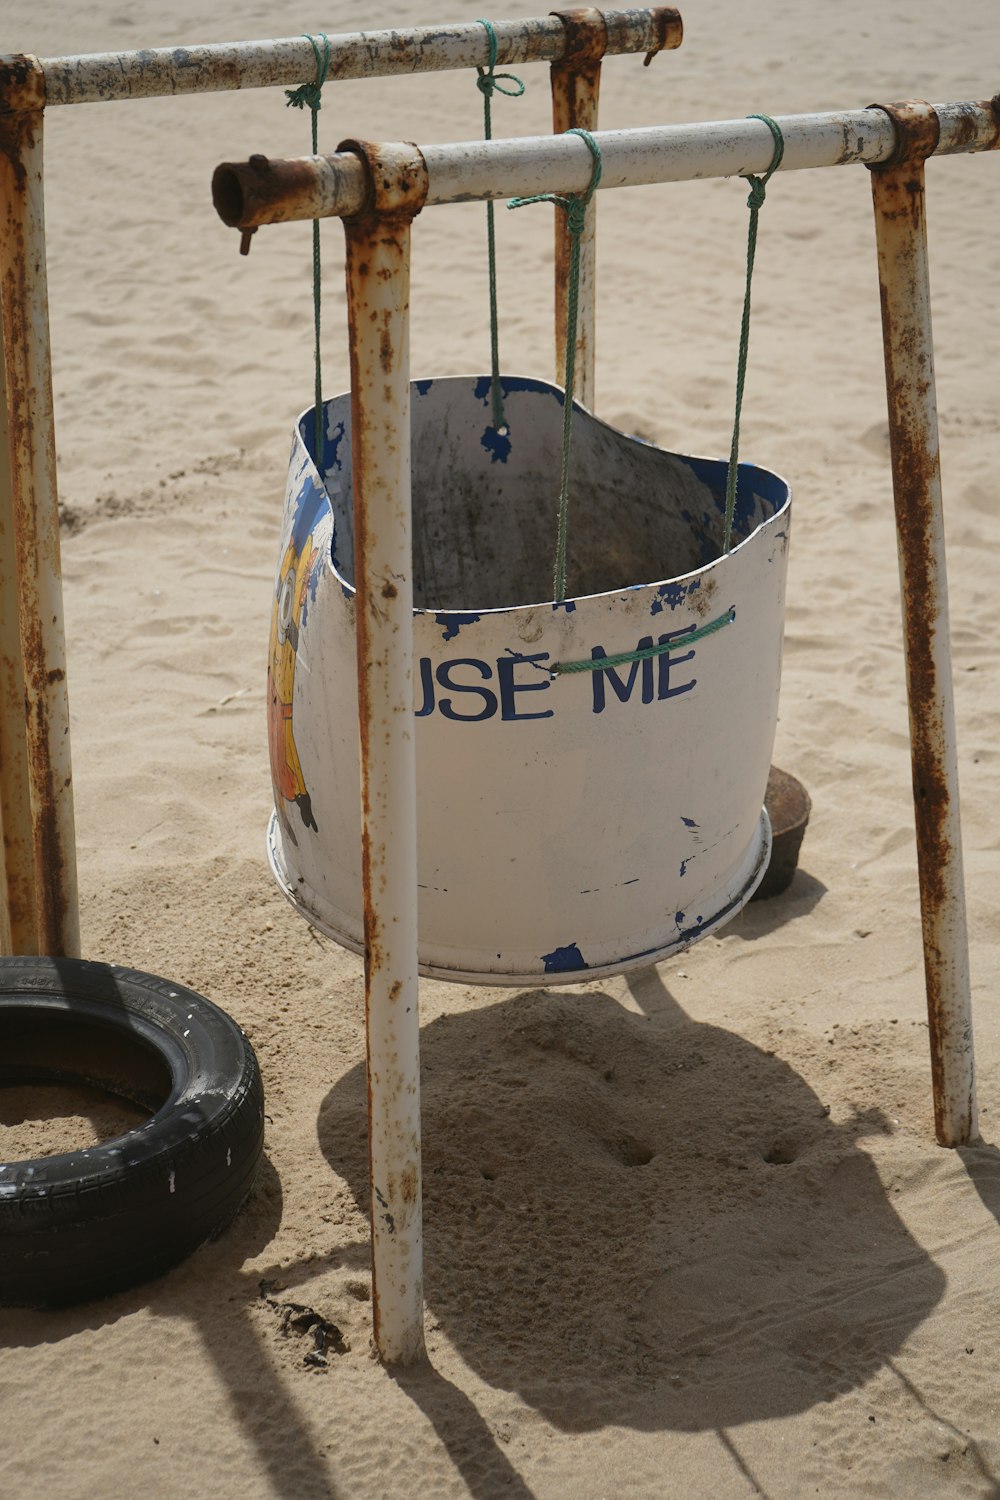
[[292, 371, 792, 617]]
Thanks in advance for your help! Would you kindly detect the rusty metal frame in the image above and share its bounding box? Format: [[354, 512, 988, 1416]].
[[550, 7, 610, 408], [3, 9, 997, 1357], [25, 14, 679, 105], [868, 99, 990, 1147], [0, 57, 79, 958], [0, 315, 37, 955], [341, 139, 430, 1365], [212, 101, 1000, 226], [0, 11, 681, 960], [215, 106, 999, 1367], [547, 6, 680, 406]]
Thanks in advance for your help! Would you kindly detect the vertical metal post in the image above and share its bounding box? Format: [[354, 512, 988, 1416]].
[[0, 315, 38, 954], [548, 8, 683, 410], [550, 9, 606, 410], [0, 61, 80, 957], [341, 141, 429, 1364], [869, 101, 976, 1146]]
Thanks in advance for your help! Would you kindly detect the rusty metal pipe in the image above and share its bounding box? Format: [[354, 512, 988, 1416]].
[[211, 99, 1000, 231], [11, 10, 680, 107], [550, 9, 612, 409], [343, 143, 429, 1366], [0, 86, 80, 958], [0, 320, 39, 954], [869, 101, 977, 1148], [545, 8, 686, 406]]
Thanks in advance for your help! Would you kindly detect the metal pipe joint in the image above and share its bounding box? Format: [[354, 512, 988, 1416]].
[[336, 139, 430, 224], [866, 99, 941, 171], [0, 55, 44, 115]]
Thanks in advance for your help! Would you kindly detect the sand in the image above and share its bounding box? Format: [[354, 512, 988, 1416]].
[[2, 0, 1000, 1495]]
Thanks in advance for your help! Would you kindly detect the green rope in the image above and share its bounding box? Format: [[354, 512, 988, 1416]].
[[286, 33, 332, 463], [509, 128, 603, 601], [552, 608, 735, 676], [722, 113, 784, 555], [475, 20, 525, 433]]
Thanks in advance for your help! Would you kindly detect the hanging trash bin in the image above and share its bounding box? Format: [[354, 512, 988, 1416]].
[[266, 374, 791, 985]]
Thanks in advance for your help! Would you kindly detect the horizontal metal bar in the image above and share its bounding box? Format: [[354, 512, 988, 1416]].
[[211, 98, 1000, 229], [8, 9, 681, 108]]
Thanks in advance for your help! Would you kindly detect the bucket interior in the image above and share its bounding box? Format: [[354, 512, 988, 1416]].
[[307, 376, 788, 611]]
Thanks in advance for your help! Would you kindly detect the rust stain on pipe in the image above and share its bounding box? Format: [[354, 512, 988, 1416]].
[[342, 138, 428, 1362], [870, 103, 947, 910], [936, 95, 1000, 153], [867, 98, 940, 172], [0, 54, 46, 117], [0, 357, 38, 954], [550, 11, 611, 406], [212, 151, 366, 228], [14, 16, 682, 107], [648, 5, 684, 59], [869, 100, 975, 1145], [0, 93, 80, 956], [551, 8, 610, 67]]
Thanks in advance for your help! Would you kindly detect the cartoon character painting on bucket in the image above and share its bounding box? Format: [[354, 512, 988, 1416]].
[[267, 516, 320, 845], [266, 374, 791, 985]]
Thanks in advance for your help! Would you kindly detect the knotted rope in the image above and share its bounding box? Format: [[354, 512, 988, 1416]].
[[723, 113, 784, 553], [475, 19, 525, 433], [286, 33, 332, 462], [509, 128, 603, 601]]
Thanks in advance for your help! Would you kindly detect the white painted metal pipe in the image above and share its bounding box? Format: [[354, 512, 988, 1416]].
[[211, 99, 1000, 228], [870, 105, 977, 1147], [343, 194, 426, 1365], [0, 95, 80, 958], [30, 10, 679, 106]]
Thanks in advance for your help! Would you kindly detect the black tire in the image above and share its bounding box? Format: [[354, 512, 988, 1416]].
[[0, 956, 265, 1307]]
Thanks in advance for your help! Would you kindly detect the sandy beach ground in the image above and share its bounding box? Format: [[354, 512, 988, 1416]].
[[2, 1, 1000, 1495]]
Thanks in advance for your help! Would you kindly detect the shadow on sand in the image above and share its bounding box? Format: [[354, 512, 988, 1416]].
[[320, 968, 944, 1436], [0, 1156, 355, 1500]]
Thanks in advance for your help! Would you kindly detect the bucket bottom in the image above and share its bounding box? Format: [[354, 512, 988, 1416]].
[[266, 808, 772, 987]]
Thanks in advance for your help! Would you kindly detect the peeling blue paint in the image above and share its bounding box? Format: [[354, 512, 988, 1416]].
[[474, 373, 565, 408], [552, 598, 576, 614], [542, 942, 588, 974], [415, 379, 434, 395], [651, 578, 701, 616], [324, 419, 346, 473], [681, 817, 699, 829], [679, 859, 689, 878], [289, 473, 326, 553], [436, 612, 482, 641], [305, 554, 323, 608], [675, 911, 685, 925], [481, 425, 512, 464], [677, 914, 706, 941]]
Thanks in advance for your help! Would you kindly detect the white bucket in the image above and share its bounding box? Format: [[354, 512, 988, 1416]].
[[266, 375, 791, 985]]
